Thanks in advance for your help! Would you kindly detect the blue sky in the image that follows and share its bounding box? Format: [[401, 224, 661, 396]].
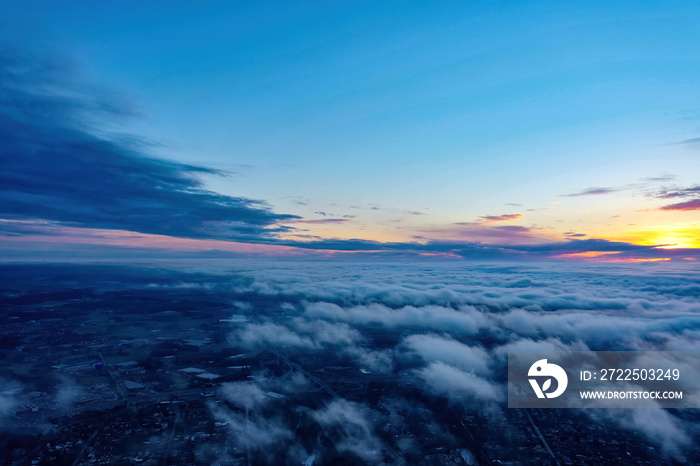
[[1, 1, 700, 260]]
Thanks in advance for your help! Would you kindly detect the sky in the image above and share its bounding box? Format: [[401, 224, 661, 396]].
[[1, 0, 699, 261]]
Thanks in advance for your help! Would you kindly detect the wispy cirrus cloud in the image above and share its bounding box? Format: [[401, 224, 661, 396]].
[[659, 199, 700, 211], [651, 185, 700, 199], [666, 137, 700, 146], [476, 213, 523, 223], [284, 218, 350, 225], [563, 186, 624, 197], [430, 222, 543, 245], [646, 184, 700, 211], [643, 174, 675, 182]]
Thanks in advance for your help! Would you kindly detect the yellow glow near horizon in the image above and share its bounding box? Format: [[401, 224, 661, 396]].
[[654, 238, 697, 249], [611, 223, 700, 249]]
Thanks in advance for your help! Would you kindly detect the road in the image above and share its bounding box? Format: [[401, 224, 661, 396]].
[[524, 409, 560, 466]]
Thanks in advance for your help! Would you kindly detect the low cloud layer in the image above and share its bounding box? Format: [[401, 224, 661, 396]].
[[217, 260, 700, 458], [311, 400, 383, 463], [402, 334, 491, 375], [2, 260, 697, 460]]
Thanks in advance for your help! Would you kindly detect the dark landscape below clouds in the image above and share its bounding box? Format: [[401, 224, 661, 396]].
[[1, 260, 699, 465]]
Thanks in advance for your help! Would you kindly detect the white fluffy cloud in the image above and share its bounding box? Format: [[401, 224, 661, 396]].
[[311, 399, 383, 463], [415, 361, 503, 403], [217, 260, 700, 458], [304, 302, 487, 334], [235, 322, 317, 349], [402, 334, 492, 375]]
